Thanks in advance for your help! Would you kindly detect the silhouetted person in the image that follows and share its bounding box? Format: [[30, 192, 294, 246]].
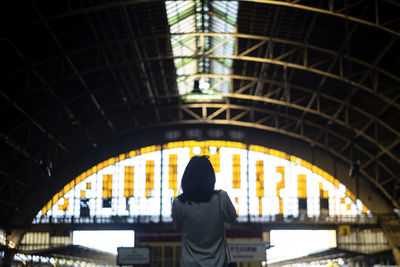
[[172, 156, 238, 267]]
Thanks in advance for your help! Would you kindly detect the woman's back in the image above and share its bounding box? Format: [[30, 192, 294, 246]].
[[172, 156, 237, 267], [172, 190, 237, 267]]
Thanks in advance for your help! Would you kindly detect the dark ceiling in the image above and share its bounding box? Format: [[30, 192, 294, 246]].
[[1, 0, 400, 230]]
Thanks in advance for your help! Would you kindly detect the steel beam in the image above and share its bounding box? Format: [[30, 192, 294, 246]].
[[4, 33, 399, 88], [0, 90, 68, 154], [294, 1, 371, 130], [134, 101, 398, 189], [32, 3, 116, 134], [242, 0, 400, 38], [334, 36, 398, 151], [87, 4, 139, 127], [19, 70, 399, 153], [6, 0, 398, 43]]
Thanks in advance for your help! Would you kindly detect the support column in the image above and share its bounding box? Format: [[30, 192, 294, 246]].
[[1, 228, 26, 267], [1, 247, 15, 267], [392, 247, 400, 266], [378, 214, 400, 266]]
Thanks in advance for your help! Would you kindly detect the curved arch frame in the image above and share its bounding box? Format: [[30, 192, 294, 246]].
[[2, 82, 400, 214], [8, 124, 393, 227], [5, 0, 399, 38]]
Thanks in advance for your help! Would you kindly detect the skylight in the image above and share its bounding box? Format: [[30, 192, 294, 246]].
[[166, 0, 238, 96]]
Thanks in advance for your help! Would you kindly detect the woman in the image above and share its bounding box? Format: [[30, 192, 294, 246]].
[[172, 155, 238, 267]]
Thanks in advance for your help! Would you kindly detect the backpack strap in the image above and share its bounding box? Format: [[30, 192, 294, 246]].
[[217, 190, 232, 264]]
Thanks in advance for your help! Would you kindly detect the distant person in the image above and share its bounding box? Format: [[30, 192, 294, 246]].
[[172, 155, 238, 267]]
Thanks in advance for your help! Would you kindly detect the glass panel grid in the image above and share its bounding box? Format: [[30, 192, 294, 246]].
[[166, 1, 238, 96], [35, 141, 372, 225], [210, 1, 238, 26], [166, 1, 195, 26], [170, 14, 196, 34]]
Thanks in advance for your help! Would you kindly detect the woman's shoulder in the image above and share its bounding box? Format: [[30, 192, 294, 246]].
[[216, 189, 227, 194], [173, 196, 183, 207], [216, 189, 229, 198]]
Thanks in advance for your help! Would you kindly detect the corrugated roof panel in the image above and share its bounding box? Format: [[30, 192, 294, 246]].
[[176, 58, 197, 76], [210, 1, 238, 25], [171, 36, 196, 56], [171, 35, 195, 49], [170, 14, 196, 33], [209, 77, 230, 93], [166, 1, 195, 26], [211, 37, 234, 56], [210, 59, 231, 75], [177, 73, 196, 95], [166, 0, 238, 96], [210, 14, 235, 33]]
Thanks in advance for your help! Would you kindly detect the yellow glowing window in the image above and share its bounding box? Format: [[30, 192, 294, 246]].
[[279, 198, 284, 215], [58, 198, 69, 211], [276, 166, 285, 197], [102, 174, 113, 198], [276, 166, 285, 215], [201, 145, 209, 156], [146, 160, 155, 198], [339, 225, 351, 236], [362, 205, 368, 214], [210, 150, 220, 173], [297, 174, 307, 198], [256, 160, 264, 197], [124, 166, 134, 198], [169, 155, 178, 197], [233, 154, 241, 189]]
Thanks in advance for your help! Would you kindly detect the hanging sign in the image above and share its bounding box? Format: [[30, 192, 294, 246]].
[[117, 247, 150, 265], [228, 241, 267, 262]]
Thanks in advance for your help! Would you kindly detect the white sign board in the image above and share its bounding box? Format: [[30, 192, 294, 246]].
[[117, 247, 150, 265], [227, 242, 266, 262]]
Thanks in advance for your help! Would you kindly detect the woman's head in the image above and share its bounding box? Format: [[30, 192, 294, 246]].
[[179, 155, 216, 202]]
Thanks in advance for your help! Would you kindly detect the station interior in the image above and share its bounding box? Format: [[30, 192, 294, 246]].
[[1, 1, 400, 266]]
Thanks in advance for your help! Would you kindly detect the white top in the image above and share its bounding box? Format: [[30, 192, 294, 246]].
[[172, 190, 238, 267]]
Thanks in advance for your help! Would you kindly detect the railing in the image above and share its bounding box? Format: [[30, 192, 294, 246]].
[[32, 214, 378, 227]]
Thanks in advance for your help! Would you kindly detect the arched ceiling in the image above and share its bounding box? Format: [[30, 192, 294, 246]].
[[1, 0, 400, 229]]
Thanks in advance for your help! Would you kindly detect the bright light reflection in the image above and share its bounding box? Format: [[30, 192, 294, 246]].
[[71, 229, 334, 262], [268, 230, 336, 263], [73, 230, 135, 255]]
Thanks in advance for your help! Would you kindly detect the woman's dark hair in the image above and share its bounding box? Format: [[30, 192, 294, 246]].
[[178, 156, 216, 202]]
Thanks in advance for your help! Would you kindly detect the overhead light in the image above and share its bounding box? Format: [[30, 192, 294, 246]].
[[192, 79, 202, 94]]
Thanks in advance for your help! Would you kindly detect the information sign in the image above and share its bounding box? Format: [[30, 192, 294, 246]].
[[228, 242, 267, 262], [117, 247, 150, 265]]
